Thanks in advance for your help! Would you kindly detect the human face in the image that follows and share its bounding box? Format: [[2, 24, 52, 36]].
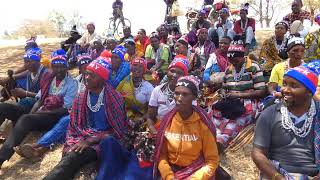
[[291, 1, 302, 14], [106, 39, 117, 51], [174, 41, 187, 55], [288, 45, 305, 62], [51, 63, 68, 80], [87, 24, 95, 34], [174, 86, 195, 111], [229, 57, 245, 69], [219, 38, 231, 52], [137, 30, 146, 40], [167, 67, 185, 84], [93, 41, 103, 50], [124, 43, 136, 55], [123, 28, 131, 37], [281, 76, 312, 107], [198, 30, 208, 42], [24, 60, 40, 73], [150, 37, 160, 49], [84, 69, 105, 90], [275, 24, 287, 39], [198, 13, 205, 21], [158, 27, 168, 38], [240, 10, 247, 20], [131, 63, 144, 79], [111, 54, 122, 71], [219, 11, 228, 20]]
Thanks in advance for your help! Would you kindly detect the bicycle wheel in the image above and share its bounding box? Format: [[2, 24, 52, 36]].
[[115, 18, 131, 37]]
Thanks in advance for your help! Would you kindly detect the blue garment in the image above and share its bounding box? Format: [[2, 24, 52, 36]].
[[96, 136, 153, 180], [108, 61, 130, 88], [37, 115, 70, 148], [35, 74, 78, 109], [203, 63, 220, 82], [88, 92, 110, 131]]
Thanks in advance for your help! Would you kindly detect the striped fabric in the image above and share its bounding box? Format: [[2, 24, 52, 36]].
[[223, 58, 266, 92], [63, 82, 128, 154]]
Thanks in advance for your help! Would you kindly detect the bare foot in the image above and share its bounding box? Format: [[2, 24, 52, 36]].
[[20, 144, 48, 159]]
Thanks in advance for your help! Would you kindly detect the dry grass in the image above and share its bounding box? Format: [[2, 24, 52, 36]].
[[0, 30, 273, 179]]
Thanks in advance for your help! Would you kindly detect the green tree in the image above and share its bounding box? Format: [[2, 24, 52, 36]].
[[48, 10, 67, 37]]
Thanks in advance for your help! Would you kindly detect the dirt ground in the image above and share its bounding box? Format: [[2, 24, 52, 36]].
[[0, 29, 272, 180]]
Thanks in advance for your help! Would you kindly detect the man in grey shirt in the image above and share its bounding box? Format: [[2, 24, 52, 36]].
[[252, 61, 320, 179]]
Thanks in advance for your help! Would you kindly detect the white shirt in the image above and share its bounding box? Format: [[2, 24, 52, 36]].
[[134, 80, 154, 104]]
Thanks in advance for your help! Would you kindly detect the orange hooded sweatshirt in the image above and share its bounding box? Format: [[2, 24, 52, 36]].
[[158, 111, 219, 180]]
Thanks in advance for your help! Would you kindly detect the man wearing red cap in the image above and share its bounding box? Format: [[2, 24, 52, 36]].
[[44, 58, 127, 179]]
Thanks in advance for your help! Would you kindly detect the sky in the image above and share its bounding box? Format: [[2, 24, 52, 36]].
[[0, 0, 205, 37]]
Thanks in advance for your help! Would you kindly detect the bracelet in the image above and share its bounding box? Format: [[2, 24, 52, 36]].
[[272, 172, 281, 180]]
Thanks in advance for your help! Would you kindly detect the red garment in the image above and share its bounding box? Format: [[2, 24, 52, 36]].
[[134, 36, 149, 53], [233, 18, 255, 35], [283, 10, 311, 27]]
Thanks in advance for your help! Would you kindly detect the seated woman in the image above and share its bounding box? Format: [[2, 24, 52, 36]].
[[203, 36, 231, 86], [154, 76, 219, 179], [258, 21, 289, 81], [44, 58, 127, 179], [14, 54, 93, 159], [0, 51, 78, 171], [117, 57, 154, 121], [147, 56, 190, 133], [211, 42, 266, 152], [268, 37, 305, 98], [252, 61, 320, 179]]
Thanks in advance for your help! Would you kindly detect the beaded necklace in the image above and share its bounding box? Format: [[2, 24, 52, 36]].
[[87, 88, 105, 112]]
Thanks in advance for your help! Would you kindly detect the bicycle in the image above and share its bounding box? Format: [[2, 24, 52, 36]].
[[107, 8, 131, 37]]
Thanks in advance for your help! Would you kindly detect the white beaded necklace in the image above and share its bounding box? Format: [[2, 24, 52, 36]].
[[232, 61, 246, 82], [164, 84, 175, 102], [281, 100, 316, 138], [87, 88, 105, 112], [50, 75, 66, 95]]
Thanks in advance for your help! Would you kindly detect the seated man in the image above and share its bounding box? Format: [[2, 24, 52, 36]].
[[227, 3, 256, 55], [0, 48, 47, 138], [44, 58, 128, 180], [190, 28, 216, 77], [104, 36, 118, 51], [211, 42, 266, 152], [252, 61, 320, 179], [258, 21, 289, 81], [208, 8, 233, 47], [14, 54, 93, 159], [119, 26, 134, 44], [145, 32, 170, 80], [154, 76, 219, 179], [191, 9, 211, 31], [88, 38, 105, 60], [0, 51, 78, 171], [304, 14, 320, 62], [283, 0, 311, 38], [77, 23, 100, 52], [203, 36, 231, 85]]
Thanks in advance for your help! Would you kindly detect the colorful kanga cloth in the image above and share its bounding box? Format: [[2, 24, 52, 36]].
[[258, 36, 287, 72], [305, 30, 320, 62], [116, 75, 147, 120], [153, 106, 217, 179], [64, 82, 128, 154]]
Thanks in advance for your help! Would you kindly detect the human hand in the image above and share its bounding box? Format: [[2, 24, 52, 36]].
[[226, 91, 241, 99], [11, 88, 27, 98], [273, 92, 282, 98], [69, 140, 91, 153]]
